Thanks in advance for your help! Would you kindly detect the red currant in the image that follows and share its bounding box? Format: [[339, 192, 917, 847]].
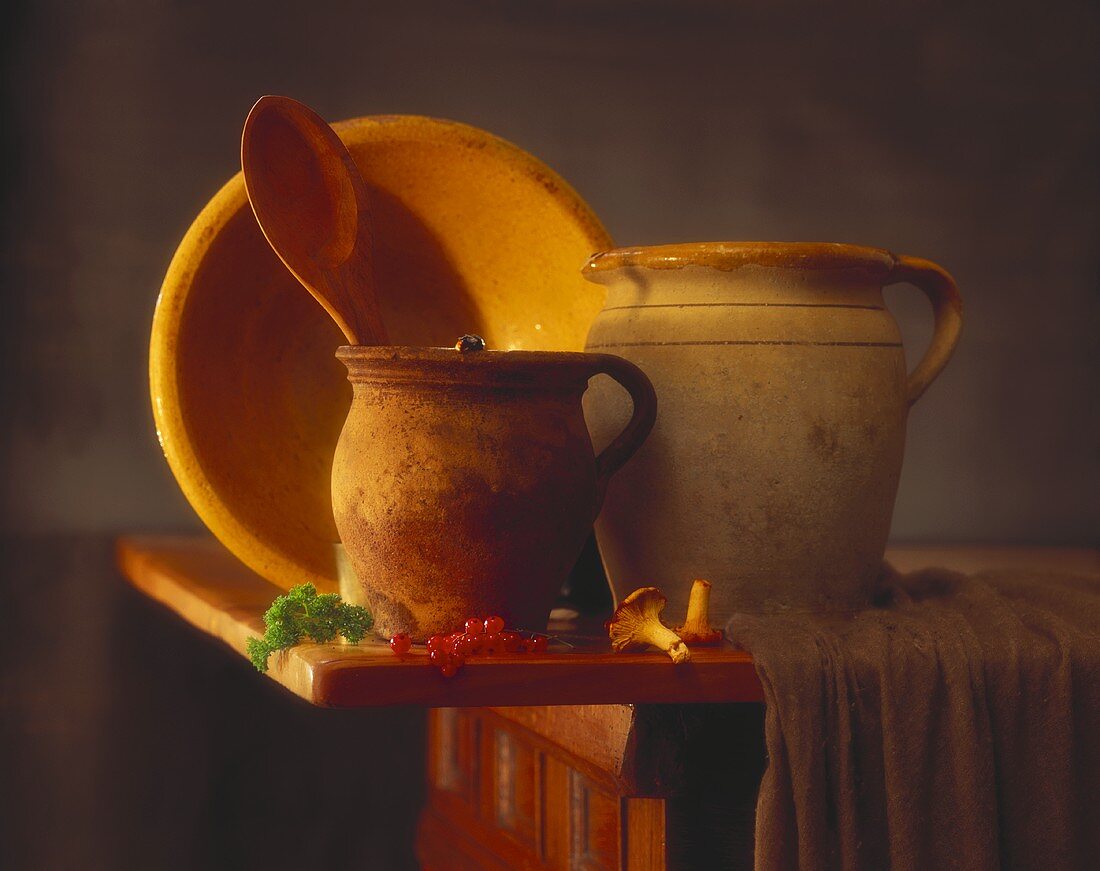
[[465, 618, 485, 635], [427, 634, 447, 652], [484, 615, 505, 634], [429, 649, 447, 667], [389, 633, 411, 655], [440, 660, 460, 678], [528, 635, 549, 653], [501, 630, 522, 652]]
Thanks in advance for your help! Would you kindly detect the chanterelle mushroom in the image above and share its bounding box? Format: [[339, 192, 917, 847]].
[[608, 587, 690, 664], [675, 579, 723, 645]]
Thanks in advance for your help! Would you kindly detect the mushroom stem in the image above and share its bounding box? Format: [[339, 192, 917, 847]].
[[675, 579, 723, 645], [683, 579, 712, 633]]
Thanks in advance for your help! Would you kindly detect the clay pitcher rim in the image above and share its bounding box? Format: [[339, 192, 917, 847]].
[[336, 344, 610, 387], [582, 241, 898, 281]]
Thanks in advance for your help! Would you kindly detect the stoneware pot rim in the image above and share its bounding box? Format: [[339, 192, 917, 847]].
[[583, 241, 897, 279], [336, 344, 604, 387]]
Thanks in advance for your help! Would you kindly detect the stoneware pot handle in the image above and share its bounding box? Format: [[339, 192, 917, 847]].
[[887, 255, 964, 405], [587, 354, 658, 510]]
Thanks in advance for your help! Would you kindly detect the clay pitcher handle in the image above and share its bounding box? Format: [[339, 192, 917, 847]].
[[886, 255, 964, 405], [586, 354, 658, 511]]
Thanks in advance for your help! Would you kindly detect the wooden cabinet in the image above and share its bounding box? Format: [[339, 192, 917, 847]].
[[417, 705, 766, 871], [115, 537, 1097, 869]]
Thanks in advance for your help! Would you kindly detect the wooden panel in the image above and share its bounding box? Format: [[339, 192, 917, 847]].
[[487, 704, 697, 798], [492, 728, 540, 850], [568, 768, 622, 870], [432, 707, 479, 805], [490, 706, 634, 785], [542, 754, 572, 870], [424, 709, 555, 870], [624, 799, 666, 871], [417, 807, 513, 871], [421, 706, 765, 870]]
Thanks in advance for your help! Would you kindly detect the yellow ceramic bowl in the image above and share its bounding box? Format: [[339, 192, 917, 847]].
[[151, 115, 611, 592]]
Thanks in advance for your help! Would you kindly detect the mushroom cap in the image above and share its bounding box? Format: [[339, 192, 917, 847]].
[[607, 587, 691, 662], [608, 588, 668, 643], [615, 586, 668, 618]]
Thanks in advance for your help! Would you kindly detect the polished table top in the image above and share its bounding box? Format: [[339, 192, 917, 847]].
[[116, 535, 1096, 708]]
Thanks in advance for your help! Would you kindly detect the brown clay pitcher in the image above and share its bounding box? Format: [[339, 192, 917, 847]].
[[331, 345, 656, 639], [582, 242, 963, 621]]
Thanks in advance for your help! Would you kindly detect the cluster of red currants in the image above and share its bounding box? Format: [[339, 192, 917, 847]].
[[388, 615, 550, 677]]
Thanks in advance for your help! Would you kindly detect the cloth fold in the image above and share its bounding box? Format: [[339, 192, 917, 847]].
[[728, 567, 1100, 871]]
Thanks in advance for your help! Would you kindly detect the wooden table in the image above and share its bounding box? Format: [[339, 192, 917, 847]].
[[116, 536, 1097, 870]]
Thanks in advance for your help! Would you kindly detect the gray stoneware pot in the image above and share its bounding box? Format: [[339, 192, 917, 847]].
[[582, 242, 962, 622]]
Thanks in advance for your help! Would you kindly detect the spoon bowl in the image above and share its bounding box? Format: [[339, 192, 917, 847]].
[[242, 95, 387, 344]]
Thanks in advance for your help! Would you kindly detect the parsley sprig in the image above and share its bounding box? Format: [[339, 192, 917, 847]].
[[246, 583, 373, 672]]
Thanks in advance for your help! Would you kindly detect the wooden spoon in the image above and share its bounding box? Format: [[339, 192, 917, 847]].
[[241, 95, 388, 345]]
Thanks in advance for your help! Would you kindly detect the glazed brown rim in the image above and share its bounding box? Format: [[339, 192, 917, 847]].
[[336, 345, 602, 386], [583, 241, 897, 277]]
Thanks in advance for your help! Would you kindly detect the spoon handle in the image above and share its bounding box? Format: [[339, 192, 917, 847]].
[[302, 108, 389, 346]]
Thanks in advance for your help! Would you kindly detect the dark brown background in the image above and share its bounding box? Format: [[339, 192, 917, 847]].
[[2, 1, 1096, 869]]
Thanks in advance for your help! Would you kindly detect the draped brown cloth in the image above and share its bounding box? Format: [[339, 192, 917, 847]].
[[726, 567, 1100, 871]]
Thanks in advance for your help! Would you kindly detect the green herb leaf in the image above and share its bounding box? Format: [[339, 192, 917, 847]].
[[340, 604, 373, 643], [246, 583, 374, 672]]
